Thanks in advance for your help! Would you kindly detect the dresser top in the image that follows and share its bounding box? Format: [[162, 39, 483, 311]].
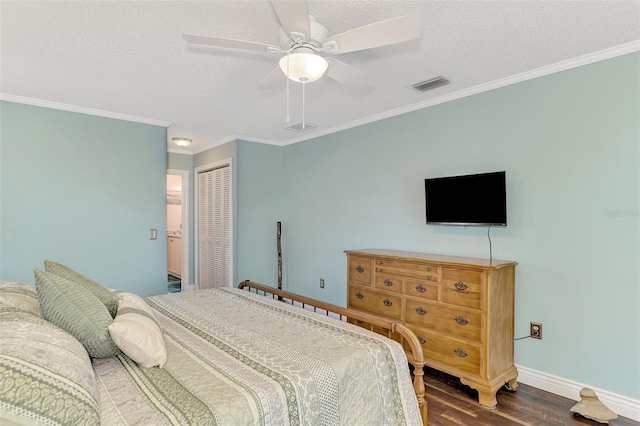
[[345, 249, 517, 269]]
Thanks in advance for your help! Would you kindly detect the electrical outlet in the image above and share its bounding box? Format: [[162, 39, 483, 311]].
[[530, 322, 542, 339], [320, 279, 325, 289]]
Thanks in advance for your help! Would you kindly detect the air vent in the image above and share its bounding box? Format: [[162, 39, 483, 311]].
[[285, 122, 317, 132], [410, 75, 451, 93]]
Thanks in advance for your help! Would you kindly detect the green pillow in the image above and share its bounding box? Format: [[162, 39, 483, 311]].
[[44, 260, 118, 317], [35, 270, 120, 358], [0, 309, 100, 425]]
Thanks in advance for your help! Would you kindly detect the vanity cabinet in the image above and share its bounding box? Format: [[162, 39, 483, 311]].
[[346, 249, 518, 408], [167, 236, 182, 278]]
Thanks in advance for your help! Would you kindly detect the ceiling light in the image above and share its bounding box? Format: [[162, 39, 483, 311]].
[[172, 137, 192, 147], [279, 52, 328, 83]]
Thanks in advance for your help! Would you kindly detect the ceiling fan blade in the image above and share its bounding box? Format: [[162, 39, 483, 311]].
[[326, 58, 373, 90], [323, 16, 420, 55], [182, 34, 280, 53], [270, 0, 310, 41], [257, 66, 285, 89]]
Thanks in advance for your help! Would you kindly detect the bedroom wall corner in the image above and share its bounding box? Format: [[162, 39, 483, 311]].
[[0, 100, 168, 296], [235, 140, 285, 289]]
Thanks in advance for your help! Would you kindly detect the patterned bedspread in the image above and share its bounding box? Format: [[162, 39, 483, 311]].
[[92, 288, 421, 425]]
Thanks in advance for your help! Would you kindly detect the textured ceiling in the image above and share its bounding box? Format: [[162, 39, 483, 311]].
[[1, 1, 639, 154]]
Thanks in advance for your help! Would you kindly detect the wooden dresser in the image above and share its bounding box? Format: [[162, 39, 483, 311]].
[[346, 249, 518, 408]]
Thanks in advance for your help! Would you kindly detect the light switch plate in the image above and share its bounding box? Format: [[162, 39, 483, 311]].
[[150, 229, 157, 240]]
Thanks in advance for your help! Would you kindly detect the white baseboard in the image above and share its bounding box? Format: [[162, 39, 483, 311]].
[[516, 364, 640, 422]]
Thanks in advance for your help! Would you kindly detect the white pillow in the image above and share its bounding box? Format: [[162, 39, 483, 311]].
[[108, 292, 167, 368]]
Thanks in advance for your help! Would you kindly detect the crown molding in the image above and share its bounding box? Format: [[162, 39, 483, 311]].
[[190, 134, 239, 154], [0, 93, 172, 128], [279, 40, 640, 146], [167, 148, 194, 155], [3, 41, 638, 152], [236, 134, 286, 146]]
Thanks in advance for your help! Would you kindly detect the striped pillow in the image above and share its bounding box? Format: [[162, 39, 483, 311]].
[[44, 260, 118, 318], [108, 292, 167, 368], [35, 270, 120, 358]]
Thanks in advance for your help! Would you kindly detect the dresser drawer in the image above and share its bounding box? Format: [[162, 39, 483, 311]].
[[349, 256, 373, 286], [374, 274, 402, 293], [404, 299, 481, 341], [441, 268, 482, 309], [403, 279, 438, 300], [348, 287, 402, 320], [374, 258, 440, 282], [407, 328, 481, 376]]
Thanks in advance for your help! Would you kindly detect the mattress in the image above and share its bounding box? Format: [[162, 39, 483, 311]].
[[92, 288, 421, 425]]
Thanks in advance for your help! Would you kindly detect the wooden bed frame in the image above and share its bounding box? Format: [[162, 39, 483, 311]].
[[238, 280, 428, 425]]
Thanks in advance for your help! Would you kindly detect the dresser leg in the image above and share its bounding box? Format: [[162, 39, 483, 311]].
[[477, 390, 498, 409], [460, 378, 498, 409], [505, 376, 519, 391], [463, 377, 521, 409]]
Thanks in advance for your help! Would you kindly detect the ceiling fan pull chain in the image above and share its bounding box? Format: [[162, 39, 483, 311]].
[[302, 79, 306, 129], [286, 54, 290, 123]]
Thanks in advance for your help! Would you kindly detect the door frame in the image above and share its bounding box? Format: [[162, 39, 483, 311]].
[[194, 158, 234, 289], [167, 169, 190, 290]]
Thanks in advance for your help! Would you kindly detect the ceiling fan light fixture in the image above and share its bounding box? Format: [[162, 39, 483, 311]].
[[172, 137, 192, 147], [279, 52, 328, 83]]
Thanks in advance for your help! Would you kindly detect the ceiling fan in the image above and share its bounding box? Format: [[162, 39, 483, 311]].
[[181, 0, 421, 90]]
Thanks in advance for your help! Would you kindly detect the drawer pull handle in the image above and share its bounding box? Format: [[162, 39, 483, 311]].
[[383, 279, 394, 287], [382, 299, 393, 307], [376, 260, 383, 265], [355, 266, 364, 273], [454, 347, 468, 357], [382, 327, 391, 334], [375, 267, 383, 272], [455, 316, 469, 325], [355, 292, 364, 299], [425, 275, 431, 280], [417, 335, 426, 344], [415, 284, 427, 293], [415, 306, 427, 315], [426, 266, 432, 272], [454, 281, 468, 291]]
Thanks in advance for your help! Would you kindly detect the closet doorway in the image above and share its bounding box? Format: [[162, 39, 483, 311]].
[[167, 170, 189, 292], [195, 159, 233, 289]]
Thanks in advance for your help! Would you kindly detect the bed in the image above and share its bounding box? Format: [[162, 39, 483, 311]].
[[0, 272, 427, 425]]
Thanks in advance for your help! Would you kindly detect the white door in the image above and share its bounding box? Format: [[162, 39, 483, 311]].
[[197, 162, 232, 289]]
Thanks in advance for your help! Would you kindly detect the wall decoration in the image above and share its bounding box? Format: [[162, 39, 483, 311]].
[[167, 190, 181, 205]]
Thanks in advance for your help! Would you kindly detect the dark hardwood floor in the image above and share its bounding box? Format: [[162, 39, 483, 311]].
[[422, 367, 639, 426]]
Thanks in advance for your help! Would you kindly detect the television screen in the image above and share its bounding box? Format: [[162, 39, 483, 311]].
[[425, 171, 507, 226]]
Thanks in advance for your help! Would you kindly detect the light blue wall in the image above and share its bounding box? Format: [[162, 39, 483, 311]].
[[236, 140, 285, 286], [0, 101, 168, 296], [167, 152, 193, 170], [233, 53, 639, 399]]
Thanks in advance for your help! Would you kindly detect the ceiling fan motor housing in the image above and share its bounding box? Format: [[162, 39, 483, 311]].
[[278, 16, 328, 52]]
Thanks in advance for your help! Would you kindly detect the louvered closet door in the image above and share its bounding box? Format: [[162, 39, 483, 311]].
[[198, 165, 231, 289]]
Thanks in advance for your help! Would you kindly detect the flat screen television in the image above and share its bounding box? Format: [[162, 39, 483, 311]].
[[425, 171, 507, 226]]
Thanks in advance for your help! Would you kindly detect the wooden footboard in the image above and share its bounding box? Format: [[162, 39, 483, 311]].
[[238, 280, 428, 425]]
